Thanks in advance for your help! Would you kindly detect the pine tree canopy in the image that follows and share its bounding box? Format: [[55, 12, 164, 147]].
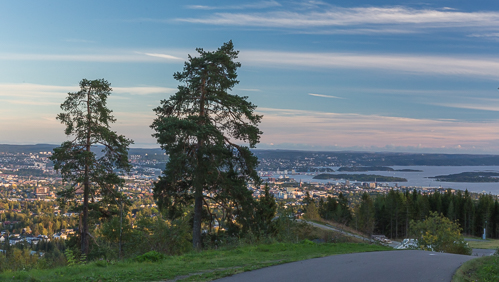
[[151, 41, 262, 248], [50, 78, 133, 255]]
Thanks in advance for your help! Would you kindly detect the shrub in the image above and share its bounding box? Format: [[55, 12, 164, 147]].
[[134, 251, 166, 263], [124, 216, 191, 257], [409, 211, 471, 255]]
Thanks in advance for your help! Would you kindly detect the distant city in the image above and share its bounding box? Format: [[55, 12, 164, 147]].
[[2, 144, 498, 206]]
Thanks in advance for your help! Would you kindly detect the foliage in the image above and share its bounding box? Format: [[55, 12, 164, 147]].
[[354, 193, 376, 237], [0, 242, 391, 281], [409, 211, 471, 255], [134, 251, 166, 263], [64, 249, 86, 267], [132, 216, 192, 256], [453, 255, 499, 282], [253, 185, 277, 235], [369, 189, 499, 240], [50, 78, 133, 255], [0, 249, 40, 272], [151, 41, 262, 249], [303, 202, 320, 220], [318, 193, 352, 225], [465, 238, 499, 249]]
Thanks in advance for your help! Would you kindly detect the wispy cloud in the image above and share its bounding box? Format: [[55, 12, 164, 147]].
[[296, 28, 421, 35], [431, 101, 499, 112], [186, 1, 281, 10], [142, 52, 183, 61], [175, 6, 499, 34], [114, 86, 176, 95], [468, 32, 499, 39], [4, 100, 59, 106], [0, 51, 187, 63], [0, 83, 74, 98], [0, 83, 175, 100], [237, 88, 261, 92], [308, 93, 345, 99], [239, 50, 499, 79], [256, 107, 499, 152], [2, 48, 498, 79], [0, 84, 172, 146]]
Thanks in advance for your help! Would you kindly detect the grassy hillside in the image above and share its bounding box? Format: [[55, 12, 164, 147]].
[[0, 242, 391, 282]]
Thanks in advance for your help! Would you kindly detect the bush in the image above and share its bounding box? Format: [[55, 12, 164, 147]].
[[0, 249, 40, 272], [121, 215, 191, 258], [134, 251, 166, 263], [409, 211, 471, 255], [95, 214, 192, 260]]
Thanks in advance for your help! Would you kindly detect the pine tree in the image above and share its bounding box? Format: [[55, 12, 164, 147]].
[[355, 193, 375, 237], [151, 41, 262, 249], [254, 185, 277, 235], [50, 79, 133, 255]]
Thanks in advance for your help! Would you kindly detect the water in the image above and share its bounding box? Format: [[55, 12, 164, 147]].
[[270, 166, 499, 195]]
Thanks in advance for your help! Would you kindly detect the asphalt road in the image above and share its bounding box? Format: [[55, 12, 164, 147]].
[[214, 250, 475, 282]]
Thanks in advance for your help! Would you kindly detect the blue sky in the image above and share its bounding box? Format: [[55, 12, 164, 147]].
[[2, 0, 499, 153]]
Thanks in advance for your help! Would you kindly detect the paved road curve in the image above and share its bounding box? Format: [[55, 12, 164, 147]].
[[214, 250, 474, 282]]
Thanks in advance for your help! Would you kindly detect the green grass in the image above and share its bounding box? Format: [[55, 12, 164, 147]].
[[453, 255, 499, 282], [0, 242, 392, 282], [465, 238, 499, 249]]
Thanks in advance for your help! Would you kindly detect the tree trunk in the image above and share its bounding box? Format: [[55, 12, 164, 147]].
[[192, 76, 207, 250], [192, 191, 203, 249], [81, 89, 91, 256]]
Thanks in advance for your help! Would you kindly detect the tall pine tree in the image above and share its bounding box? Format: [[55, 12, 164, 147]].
[[50, 79, 133, 255], [151, 41, 262, 249]]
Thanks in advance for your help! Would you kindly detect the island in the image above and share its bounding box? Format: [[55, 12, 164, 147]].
[[429, 172, 499, 182], [337, 166, 422, 172], [313, 173, 407, 182]]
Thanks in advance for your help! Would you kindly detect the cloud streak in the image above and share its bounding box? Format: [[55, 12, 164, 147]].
[[309, 93, 345, 99], [2, 47, 499, 79], [0, 51, 187, 63], [240, 50, 499, 79], [256, 107, 499, 152], [0, 83, 175, 97], [186, 1, 281, 10], [175, 6, 499, 34], [142, 53, 183, 61]]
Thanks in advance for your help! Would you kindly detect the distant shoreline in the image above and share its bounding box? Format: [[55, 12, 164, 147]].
[[337, 166, 422, 172], [313, 173, 407, 182]]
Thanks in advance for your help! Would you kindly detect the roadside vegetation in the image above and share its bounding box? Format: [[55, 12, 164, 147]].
[[0, 241, 391, 282], [465, 238, 499, 249], [453, 254, 499, 282], [409, 212, 471, 255]]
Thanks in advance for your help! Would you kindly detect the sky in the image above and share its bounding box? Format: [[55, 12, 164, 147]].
[[2, 0, 499, 153]]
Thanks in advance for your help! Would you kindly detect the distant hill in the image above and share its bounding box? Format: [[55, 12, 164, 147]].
[[0, 144, 57, 154], [3, 146, 499, 166], [252, 150, 499, 166], [313, 173, 407, 182], [0, 144, 163, 156]]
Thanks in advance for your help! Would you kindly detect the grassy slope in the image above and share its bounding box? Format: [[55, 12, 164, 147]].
[[453, 255, 499, 282], [465, 238, 499, 249], [1, 242, 392, 282]]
